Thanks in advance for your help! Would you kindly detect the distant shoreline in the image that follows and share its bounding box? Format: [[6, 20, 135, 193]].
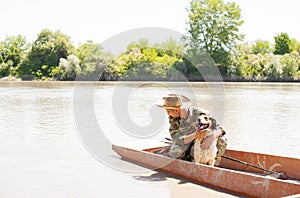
[[0, 76, 299, 83]]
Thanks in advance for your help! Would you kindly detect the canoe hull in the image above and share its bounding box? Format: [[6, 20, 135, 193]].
[[112, 145, 300, 198]]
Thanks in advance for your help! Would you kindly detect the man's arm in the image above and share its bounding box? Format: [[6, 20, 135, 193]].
[[200, 125, 226, 149], [183, 130, 208, 144]]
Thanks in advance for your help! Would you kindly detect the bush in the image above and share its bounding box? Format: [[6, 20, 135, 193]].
[[280, 52, 300, 77], [0, 60, 13, 77], [56, 54, 81, 80], [110, 46, 183, 80]]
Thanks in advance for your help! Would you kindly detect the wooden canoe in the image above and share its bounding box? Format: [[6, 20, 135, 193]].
[[112, 144, 300, 198]]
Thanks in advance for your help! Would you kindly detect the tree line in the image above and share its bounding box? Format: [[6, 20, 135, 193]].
[[0, 0, 300, 81]]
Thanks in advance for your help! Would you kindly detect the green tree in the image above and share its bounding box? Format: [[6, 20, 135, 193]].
[[274, 33, 291, 55], [0, 35, 28, 66], [110, 39, 183, 80], [280, 52, 300, 77], [228, 42, 253, 78], [75, 40, 101, 64], [155, 37, 184, 58], [185, 0, 244, 68], [18, 29, 74, 78], [0, 60, 13, 77], [251, 40, 272, 54], [127, 39, 150, 51], [75, 40, 114, 79], [290, 38, 300, 53]]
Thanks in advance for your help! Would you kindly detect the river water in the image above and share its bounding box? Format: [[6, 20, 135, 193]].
[[0, 81, 299, 197]]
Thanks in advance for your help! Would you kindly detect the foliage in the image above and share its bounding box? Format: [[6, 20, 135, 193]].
[[230, 50, 300, 80], [237, 53, 280, 79], [0, 35, 29, 67], [76, 40, 102, 64], [154, 37, 185, 58], [127, 39, 150, 51], [0, 60, 14, 77], [110, 39, 183, 80], [75, 40, 114, 80], [17, 29, 75, 79], [172, 58, 203, 80], [54, 54, 81, 80], [238, 43, 252, 55], [0, 25, 299, 81], [251, 40, 272, 54], [290, 38, 300, 53], [274, 33, 291, 55], [280, 52, 300, 77], [185, 0, 244, 68]]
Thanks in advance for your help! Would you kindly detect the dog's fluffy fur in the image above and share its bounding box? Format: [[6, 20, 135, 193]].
[[193, 114, 218, 166]]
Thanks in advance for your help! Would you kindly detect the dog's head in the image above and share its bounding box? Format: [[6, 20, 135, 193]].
[[196, 114, 217, 131]]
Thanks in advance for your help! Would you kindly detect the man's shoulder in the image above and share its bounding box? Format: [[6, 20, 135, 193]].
[[169, 116, 180, 124]]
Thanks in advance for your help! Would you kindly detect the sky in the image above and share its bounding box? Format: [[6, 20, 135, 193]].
[[1, 0, 300, 50]]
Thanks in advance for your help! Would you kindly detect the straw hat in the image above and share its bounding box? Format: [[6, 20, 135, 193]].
[[157, 94, 191, 109]]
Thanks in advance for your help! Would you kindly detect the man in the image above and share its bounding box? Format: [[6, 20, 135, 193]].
[[158, 94, 227, 166]]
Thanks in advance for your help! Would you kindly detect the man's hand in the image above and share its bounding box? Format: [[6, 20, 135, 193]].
[[200, 134, 214, 149], [194, 130, 208, 140]]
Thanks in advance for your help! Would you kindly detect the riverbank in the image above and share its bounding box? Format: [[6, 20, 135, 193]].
[[1, 76, 300, 83], [0, 76, 21, 81]]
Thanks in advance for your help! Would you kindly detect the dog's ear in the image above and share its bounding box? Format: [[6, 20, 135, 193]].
[[199, 112, 206, 116], [210, 117, 217, 129]]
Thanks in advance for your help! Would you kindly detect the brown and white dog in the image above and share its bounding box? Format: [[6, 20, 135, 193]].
[[193, 114, 218, 166]]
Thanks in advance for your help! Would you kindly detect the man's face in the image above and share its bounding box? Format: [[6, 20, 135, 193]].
[[165, 109, 180, 118]]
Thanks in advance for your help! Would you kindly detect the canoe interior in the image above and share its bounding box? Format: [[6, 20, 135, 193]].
[[144, 146, 300, 181]]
